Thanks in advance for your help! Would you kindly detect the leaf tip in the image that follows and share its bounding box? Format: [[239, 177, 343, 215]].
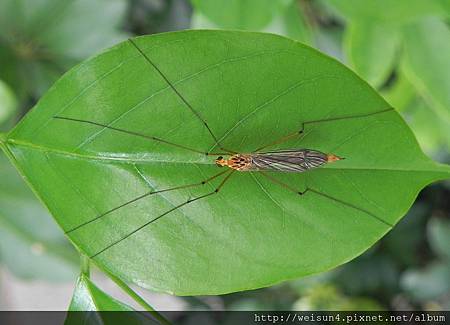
[[432, 162, 450, 178]]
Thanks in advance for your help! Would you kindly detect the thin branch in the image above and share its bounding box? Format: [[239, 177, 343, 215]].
[[101, 267, 171, 325], [80, 254, 90, 277], [0, 132, 6, 146]]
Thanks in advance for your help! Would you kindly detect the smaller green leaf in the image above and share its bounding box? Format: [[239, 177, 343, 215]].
[[191, 0, 292, 30], [382, 71, 416, 112], [428, 217, 450, 261], [70, 258, 165, 322], [69, 274, 133, 311], [66, 274, 159, 325], [403, 99, 450, 156], [314, 26, 345, 61], [345, 21, 400, 88], [191, 0, 312, 45], [402, 18, 450, 125], [266, 1, 312, 44], [0, 79, 17, 127], [325, 0, 448, 24]]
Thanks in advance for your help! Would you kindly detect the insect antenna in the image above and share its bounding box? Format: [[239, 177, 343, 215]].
[[128, 39, 236, 155], [53, 116, 229, 156], [65, 168, 231, 234], [253, 107, 394, 152], [89, 169, 236, 259], [258, 171, 393, 228]]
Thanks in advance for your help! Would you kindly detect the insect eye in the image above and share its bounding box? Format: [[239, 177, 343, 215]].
[[218, 156, 223, 160]]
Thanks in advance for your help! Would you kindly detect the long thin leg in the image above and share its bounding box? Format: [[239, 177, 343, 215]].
[[258, 171, 393, 227], [53, 116, 230, 156], [128, 39, 236, 155], [65, 168, 231, 234], [90, 170, 236, 259], [252, 107, 394, 153]]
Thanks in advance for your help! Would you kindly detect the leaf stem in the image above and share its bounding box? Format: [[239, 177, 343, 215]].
[[101, 267, 170, 325], [0, 132, 7, 151], [80, 254, 90, 277]]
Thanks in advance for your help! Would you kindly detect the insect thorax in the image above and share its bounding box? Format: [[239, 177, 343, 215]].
[[227, 154, 253, 171]]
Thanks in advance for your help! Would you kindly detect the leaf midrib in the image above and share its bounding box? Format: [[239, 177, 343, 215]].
[[7, 138, 449, 174]]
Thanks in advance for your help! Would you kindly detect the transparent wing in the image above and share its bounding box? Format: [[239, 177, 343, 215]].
[[251, 149, 328, 172]]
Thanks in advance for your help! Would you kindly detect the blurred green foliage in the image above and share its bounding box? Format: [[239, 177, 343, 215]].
[[0, 153, 78, 281], [326, 0, 450, 156], [0, 0, 129, 100], [0, 0, 449, 312]]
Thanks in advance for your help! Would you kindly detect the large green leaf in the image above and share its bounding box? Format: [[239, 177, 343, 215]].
[[2, 30, 450, 295]]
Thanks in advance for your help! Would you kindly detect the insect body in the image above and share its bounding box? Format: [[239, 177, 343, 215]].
[[215, 149, 342, 172]]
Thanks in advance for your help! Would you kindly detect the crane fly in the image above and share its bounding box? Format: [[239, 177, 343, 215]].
[[53, 39, 394, 259], [215, 150, 342, 172]]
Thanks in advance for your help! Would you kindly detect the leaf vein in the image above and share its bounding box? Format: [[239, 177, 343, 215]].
[[210, 75, 339, 151], [73, 49, 287, 151]]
